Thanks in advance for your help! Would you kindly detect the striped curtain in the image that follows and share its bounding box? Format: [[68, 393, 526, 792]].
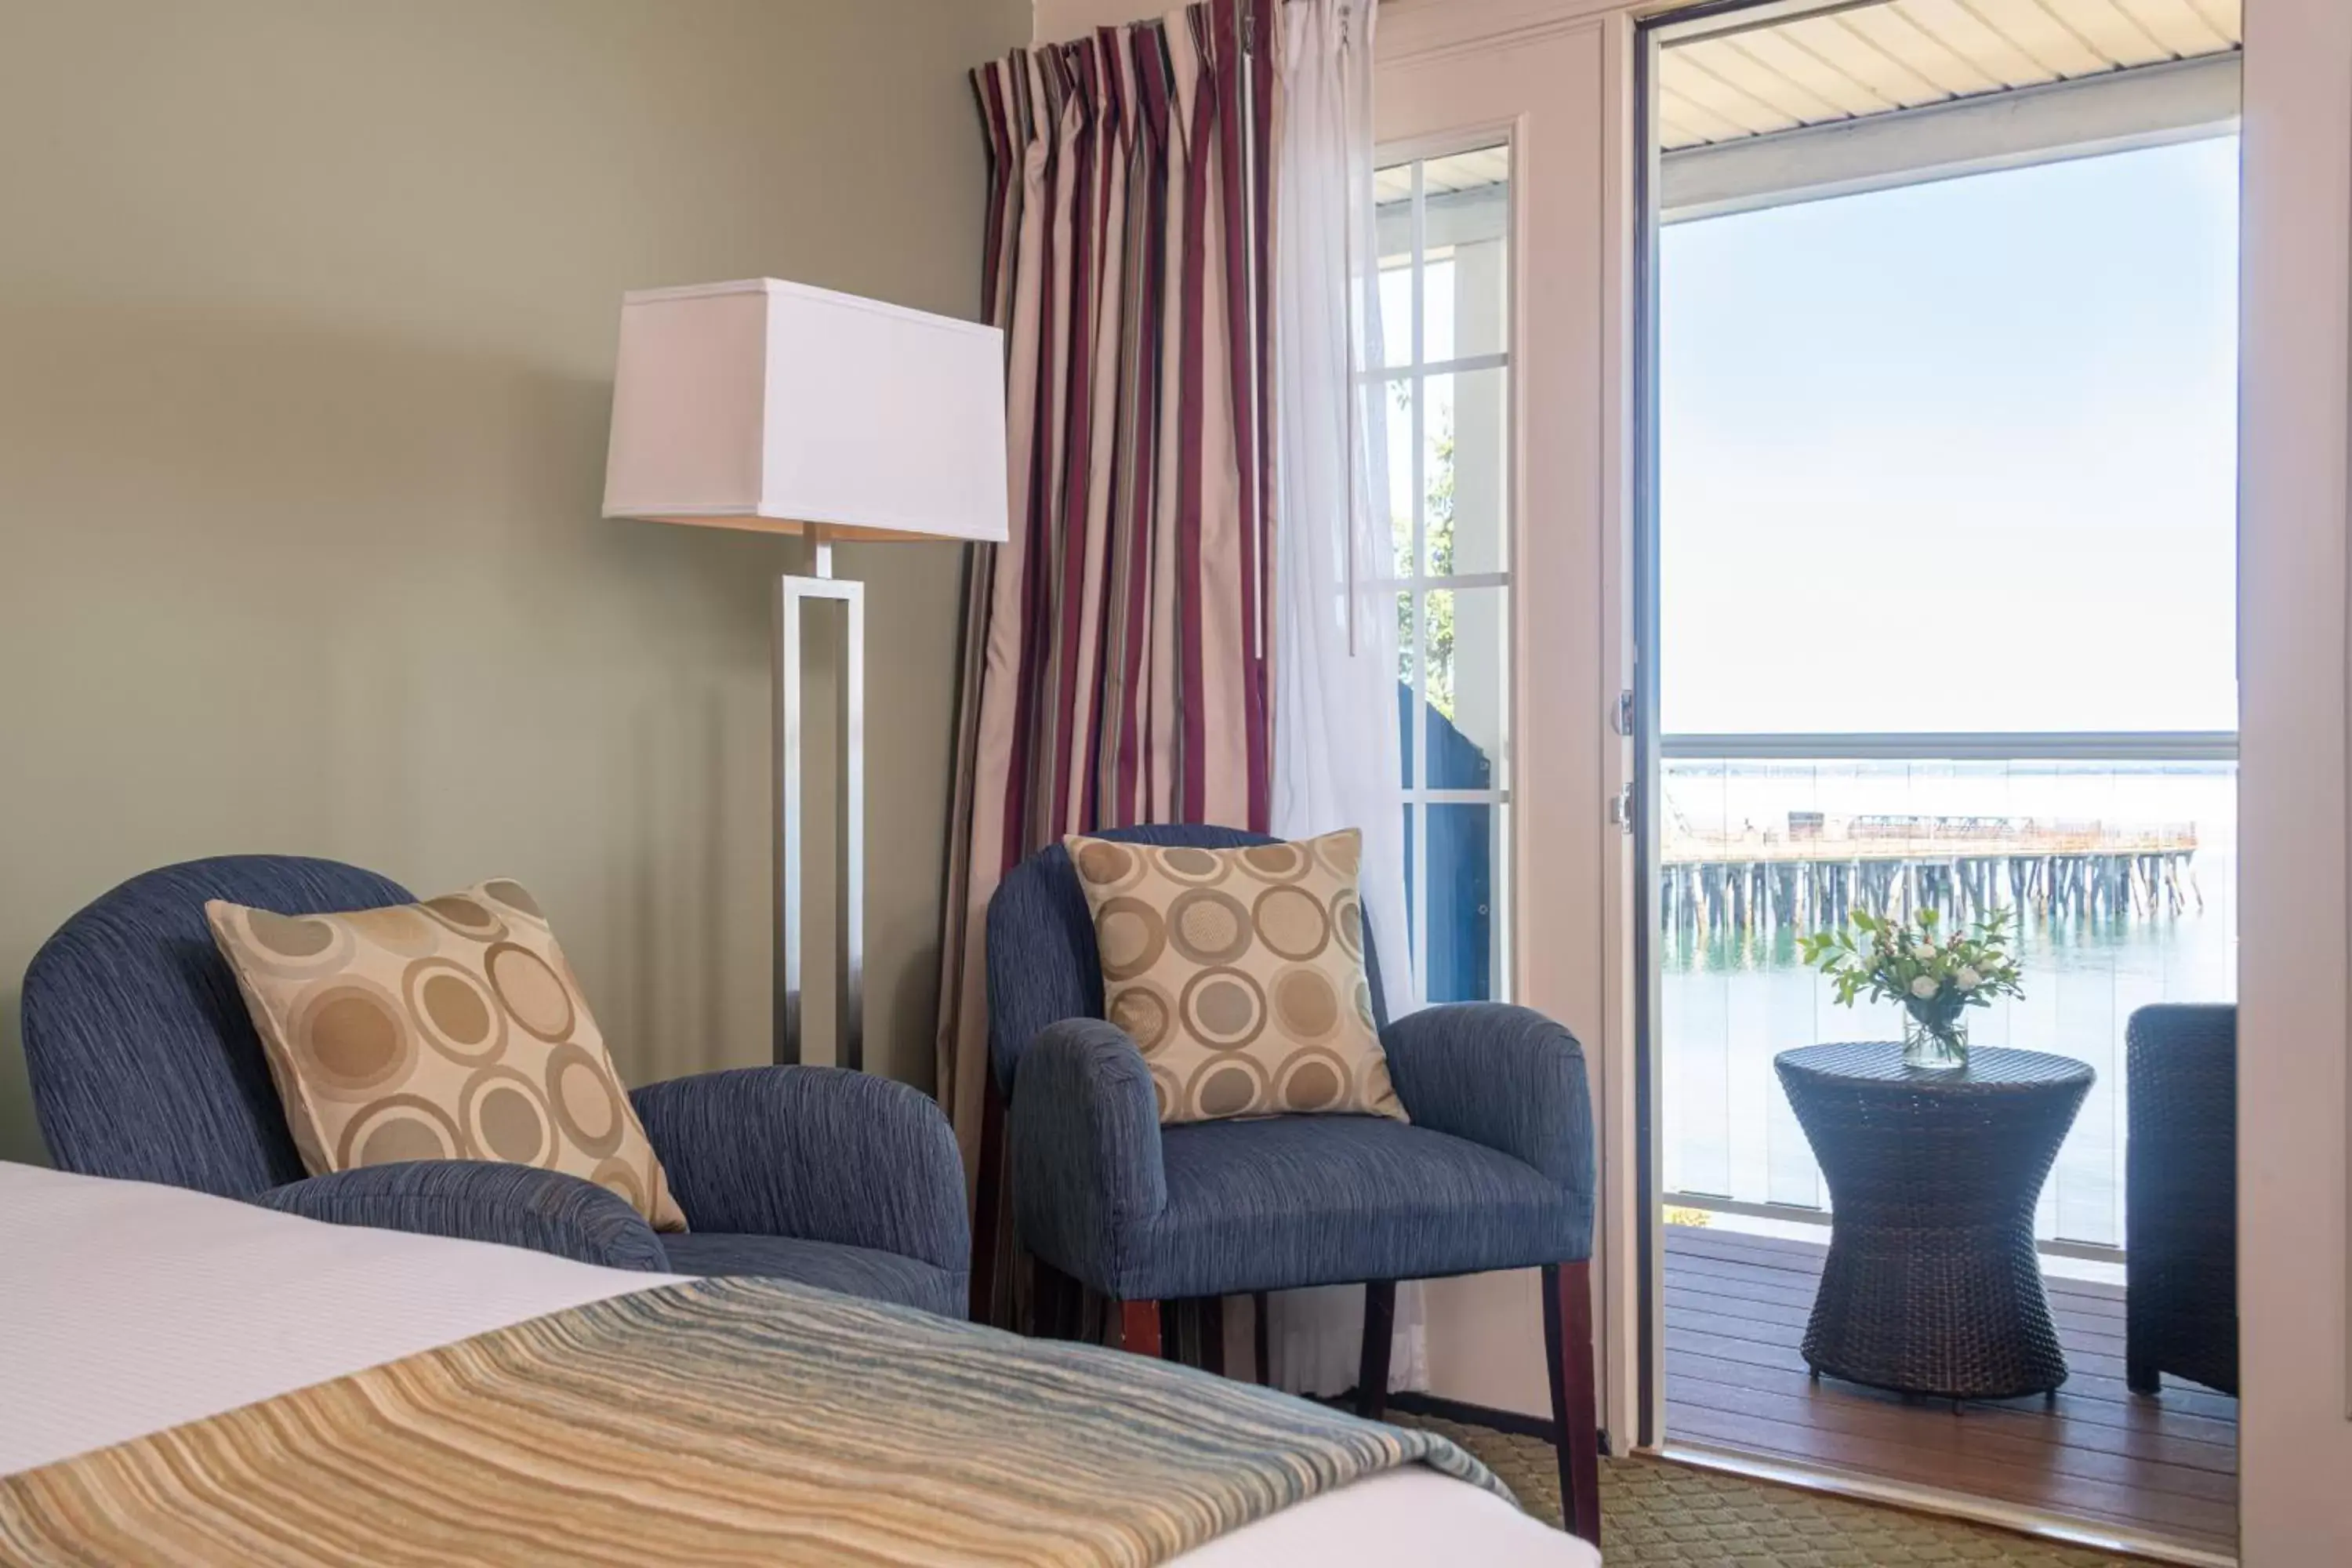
[[941, 1, 1276, 1317]]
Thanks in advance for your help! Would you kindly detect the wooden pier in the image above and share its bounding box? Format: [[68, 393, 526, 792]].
[[1661, 815, 2201, 937]]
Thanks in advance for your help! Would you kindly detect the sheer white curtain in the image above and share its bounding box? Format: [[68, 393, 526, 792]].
[[1265, 0, 1426, 1398]]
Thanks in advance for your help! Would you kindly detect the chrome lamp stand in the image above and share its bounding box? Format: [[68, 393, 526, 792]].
[[774, 524, 863, 1069]]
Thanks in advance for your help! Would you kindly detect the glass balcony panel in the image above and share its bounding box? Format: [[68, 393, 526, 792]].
[[1659, 756, 2237, 1249]]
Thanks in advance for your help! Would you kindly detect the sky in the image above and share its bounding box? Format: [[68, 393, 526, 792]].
[[1657, 136, 2243, 736]]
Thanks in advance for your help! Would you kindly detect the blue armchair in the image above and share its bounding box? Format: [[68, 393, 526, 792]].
[[982, 826, 1599, 1542], [21, 855, 969, 1318]]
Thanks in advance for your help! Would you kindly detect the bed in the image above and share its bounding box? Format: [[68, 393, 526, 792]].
[[0, 1163, 1595, 1566]]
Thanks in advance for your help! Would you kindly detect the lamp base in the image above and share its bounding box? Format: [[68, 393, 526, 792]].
[[774, 530, 863, 1069]]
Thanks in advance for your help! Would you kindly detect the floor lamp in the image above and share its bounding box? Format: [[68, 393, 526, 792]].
[[601, 278, 1007, 1068]]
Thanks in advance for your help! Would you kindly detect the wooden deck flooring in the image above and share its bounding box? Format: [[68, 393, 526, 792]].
[[1663, 1224, 2238, 1558]]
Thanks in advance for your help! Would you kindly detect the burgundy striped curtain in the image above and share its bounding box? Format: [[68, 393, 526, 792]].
[[940, 2, 1276, 1255]]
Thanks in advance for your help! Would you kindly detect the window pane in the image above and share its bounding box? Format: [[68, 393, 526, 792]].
[[1426, 803, 1500, 1002], [1374, 161, 1415, 369], [1419, 147, 1509, 363], [1658, 140, 2239, 734], [1394, 589, 1417, 788], [1377, 258, 1414, 371], [1422, 586, 1507, 790], [1399, 801, 1417, 959], [1423, 368, 1508, 578], [1380, 143, 1515, 1009]]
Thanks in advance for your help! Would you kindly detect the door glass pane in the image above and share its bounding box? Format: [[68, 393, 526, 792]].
[[1658, 140, 2240, 735], [1423, 586, 1507, 791], [1399, 801, 1417, 943], [1418, 147, 1510, 362], [1394, 589, 1417, 787], [1380, 141, 1514, 1007], [1374, 159, 1416, 369], [1426, 803, 1501, 1002], [1378, 257, 1414, 371], [1386, 377, 1416, 577], [1423, 368, 1509, 578]]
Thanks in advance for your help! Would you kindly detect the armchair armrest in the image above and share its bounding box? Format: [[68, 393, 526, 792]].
[[629, 1066, 967, 1276], [1382, 1003, 1595, 1201], [1006, 1019, 1167, 1278], [253, 1160, 670, 1272]]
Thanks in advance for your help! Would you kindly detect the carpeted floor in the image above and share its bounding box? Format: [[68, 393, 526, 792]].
[[1400, 1414, 2139, 1566]]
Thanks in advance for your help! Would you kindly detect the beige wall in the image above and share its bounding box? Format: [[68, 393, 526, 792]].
[[0, 0, 1029, 1165], [2238, 0, 2352, 1559]]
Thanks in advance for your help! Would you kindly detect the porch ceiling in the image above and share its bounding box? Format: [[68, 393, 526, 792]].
[[1658, 0, 2242, 151], [1372, 145, 1509, 211]]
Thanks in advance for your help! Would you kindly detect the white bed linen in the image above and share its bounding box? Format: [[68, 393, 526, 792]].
[[0, 1163, 1593, 1566]]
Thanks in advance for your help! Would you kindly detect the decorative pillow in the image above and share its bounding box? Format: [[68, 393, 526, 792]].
[[205, 880, 686, 1232], [1064, 830, 1406, 1126]]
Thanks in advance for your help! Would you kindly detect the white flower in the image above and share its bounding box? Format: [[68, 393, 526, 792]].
[[1956, 967, 1982, 991], [1911, 943, 1935, 961], [1909, 975, 1940, 1000]]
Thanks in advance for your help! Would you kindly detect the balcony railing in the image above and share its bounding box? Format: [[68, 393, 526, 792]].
[[1657, 739, 2238, 1253]]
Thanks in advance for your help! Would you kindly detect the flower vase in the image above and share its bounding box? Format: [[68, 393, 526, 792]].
[[1902, 1014, 1968, 1072]]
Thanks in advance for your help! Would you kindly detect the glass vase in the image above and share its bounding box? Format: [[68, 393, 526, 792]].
[[1902, 1014, 1969, 1072]]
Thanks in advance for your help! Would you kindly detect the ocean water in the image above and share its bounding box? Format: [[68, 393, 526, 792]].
[[1659, 762, 2238, 1250]]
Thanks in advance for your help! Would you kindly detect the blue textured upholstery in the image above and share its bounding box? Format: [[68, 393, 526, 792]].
[[660, 1233, 964, 1317], [988, 827, 1592, 1301], [22, 856, 970, 1318], [23, 856, 416, 1196], [1381, 1003, 1595, 1196], [630, 1065, 970, 1288], [256, 1160, 671, 1272]]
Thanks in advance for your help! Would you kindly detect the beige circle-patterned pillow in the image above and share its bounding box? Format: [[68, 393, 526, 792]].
[[206, 880, 686, 1231], [1065, 830, 1406, 1126]]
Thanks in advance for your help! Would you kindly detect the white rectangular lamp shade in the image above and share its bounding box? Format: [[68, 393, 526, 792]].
[[602, 278, 1009, 544]]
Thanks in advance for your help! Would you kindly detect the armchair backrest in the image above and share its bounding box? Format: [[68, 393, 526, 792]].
[[2125, 1002, 2237, 1226], [21, 855, 414, 1196], [985, 826, 1388, 1095]]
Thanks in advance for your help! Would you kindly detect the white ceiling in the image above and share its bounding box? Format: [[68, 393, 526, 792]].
[[1660, 0, 2242, 151]]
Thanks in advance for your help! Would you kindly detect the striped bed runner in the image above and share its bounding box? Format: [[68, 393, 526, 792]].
[[0, 1276, 1507, 1566]]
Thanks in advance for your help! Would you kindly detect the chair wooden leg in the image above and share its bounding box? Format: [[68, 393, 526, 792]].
[[1253, 1290, 1272, 1386], [970, 1075, 1007, 1324], [1356, 1280, 1396, 1419], [1117, 1299, 1162, 1359], [1543, 1261, 1602, 1547]]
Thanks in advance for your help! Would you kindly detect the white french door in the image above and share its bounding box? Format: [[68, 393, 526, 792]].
[[1376, 1, 1644, 1450]]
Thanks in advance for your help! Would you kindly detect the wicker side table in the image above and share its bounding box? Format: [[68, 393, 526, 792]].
[[1774, 1042, 2096, 1401]]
